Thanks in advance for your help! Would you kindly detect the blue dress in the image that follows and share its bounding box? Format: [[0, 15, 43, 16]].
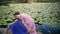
[[8, 19, 27, 34]]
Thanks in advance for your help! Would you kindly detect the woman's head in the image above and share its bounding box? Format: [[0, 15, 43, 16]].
[[13, 12, 21, 19]]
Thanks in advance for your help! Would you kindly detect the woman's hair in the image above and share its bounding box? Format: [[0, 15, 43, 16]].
[[14, 12, 20, 16]]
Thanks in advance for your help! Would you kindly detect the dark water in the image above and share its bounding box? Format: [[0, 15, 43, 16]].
[[35, 24, 60, 34]]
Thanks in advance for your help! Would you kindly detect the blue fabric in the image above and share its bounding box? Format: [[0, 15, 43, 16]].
[[8, 19, 27, 34]]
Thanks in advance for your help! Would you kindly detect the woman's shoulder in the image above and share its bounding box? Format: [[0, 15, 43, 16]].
[[21, 13, 30, 17], [21, 13, 28, 16]]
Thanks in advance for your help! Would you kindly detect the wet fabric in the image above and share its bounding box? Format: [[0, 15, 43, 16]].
[[20, 13, 37, 34], [8, 19, 27, 34]]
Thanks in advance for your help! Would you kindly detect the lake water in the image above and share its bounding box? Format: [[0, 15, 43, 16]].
[[35, 24, 60, 34]]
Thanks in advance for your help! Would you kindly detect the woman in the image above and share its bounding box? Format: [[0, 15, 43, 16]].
[[8, 12, 37, 34]]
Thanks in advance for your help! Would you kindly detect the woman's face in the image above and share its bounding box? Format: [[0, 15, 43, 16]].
[[14, 15, 20, 19]]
